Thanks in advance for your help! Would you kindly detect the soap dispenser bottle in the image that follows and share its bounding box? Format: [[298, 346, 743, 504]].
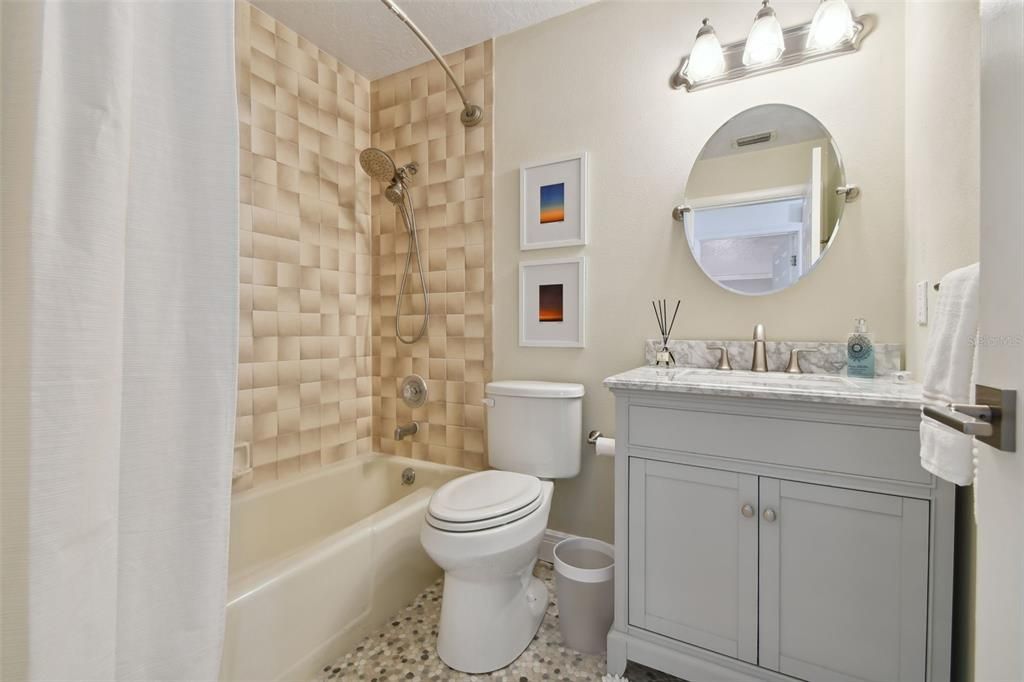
[[847, 318, 875, 378]]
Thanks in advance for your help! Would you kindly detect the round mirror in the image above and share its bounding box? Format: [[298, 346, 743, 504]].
[[683, 104, 847, 295]]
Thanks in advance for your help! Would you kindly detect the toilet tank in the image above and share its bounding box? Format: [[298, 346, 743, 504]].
[[485, 381, 584, 479]]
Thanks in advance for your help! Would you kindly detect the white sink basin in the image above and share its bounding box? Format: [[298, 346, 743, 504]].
[[671, 368, 861, 391]]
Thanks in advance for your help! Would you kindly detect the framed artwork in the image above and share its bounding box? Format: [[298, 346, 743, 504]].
[[519, 257, 586, 348], [519, 153, 588, 250]]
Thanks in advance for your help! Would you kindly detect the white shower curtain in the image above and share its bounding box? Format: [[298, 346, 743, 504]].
[[1, 1, 238, 679]]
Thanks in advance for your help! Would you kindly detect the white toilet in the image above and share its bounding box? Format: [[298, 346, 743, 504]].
[[420, 380, 584, 674]]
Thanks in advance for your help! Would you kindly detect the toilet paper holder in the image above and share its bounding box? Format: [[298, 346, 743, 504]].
[[588, 430, 617, 457]]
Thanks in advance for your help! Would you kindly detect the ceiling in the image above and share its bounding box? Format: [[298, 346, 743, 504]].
[[251, 0, 596, 80], [699, 105, 830, 160]]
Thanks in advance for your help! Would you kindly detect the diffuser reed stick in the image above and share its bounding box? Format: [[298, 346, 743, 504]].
[[652, 298, 681, 366]]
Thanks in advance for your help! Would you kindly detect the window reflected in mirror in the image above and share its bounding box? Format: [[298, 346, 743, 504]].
[[684, 104, 846, 295]]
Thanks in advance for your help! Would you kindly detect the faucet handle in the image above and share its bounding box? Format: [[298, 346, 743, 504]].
[[785, 348, 818, 374], [708, 345, 732, 371], [753, 323, 766, 341]]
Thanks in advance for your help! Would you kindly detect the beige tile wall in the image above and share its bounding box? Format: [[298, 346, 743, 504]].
[[370, 42, 494, 470], [235, 1, 375, 489]]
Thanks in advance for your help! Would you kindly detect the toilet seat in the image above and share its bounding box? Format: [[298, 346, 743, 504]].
[[426, 470, 543, 532]]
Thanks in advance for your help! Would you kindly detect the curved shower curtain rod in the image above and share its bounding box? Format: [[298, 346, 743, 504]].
[[379, 0, 484, 127]]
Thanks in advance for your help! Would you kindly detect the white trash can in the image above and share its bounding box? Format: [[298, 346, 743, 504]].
[[553, 537, 615, 654]]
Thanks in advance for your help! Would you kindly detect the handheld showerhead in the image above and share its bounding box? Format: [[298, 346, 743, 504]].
[[359, 147, 397, 183], [358, 146, 428, 343], [384, 181, 406, 205]]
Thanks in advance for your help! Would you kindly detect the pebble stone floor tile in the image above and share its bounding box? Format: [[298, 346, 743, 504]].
[[315, 562, 683, 682]]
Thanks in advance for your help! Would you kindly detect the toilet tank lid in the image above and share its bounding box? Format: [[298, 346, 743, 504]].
[[486, 380, 584, 398]]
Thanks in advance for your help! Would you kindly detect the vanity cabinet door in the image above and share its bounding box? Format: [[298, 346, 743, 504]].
[[758, 478, 930, 681], [628, 458, 758, 664]]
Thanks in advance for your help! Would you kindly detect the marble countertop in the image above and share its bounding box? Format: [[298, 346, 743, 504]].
[[604, 366, 923, 410]]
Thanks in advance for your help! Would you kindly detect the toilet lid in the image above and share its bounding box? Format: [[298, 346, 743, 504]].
[[427, 470, 542, 525], [425, 492, 544, 532]]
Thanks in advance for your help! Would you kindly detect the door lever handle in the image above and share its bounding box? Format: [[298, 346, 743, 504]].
[[921, 385, 1016, 452], [922, 404, 994, 437], [949, 403, 996, 421]]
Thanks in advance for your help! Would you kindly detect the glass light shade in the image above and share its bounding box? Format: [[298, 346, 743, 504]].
[[742, 3, 785, 66], [808, 0, 857, 49], [685, 24, 726, 82]]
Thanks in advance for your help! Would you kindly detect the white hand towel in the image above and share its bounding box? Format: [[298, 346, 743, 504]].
[[919, 263, 980, 485]]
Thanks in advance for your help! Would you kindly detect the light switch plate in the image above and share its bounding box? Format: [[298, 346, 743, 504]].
[[916, 280, 929, 325]]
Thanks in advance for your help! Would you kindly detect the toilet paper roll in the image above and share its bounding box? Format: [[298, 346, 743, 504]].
[[595, 437, 616, 457]]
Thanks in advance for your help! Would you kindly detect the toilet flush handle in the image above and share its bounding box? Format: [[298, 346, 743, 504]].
[[481, 397, 495, 408]]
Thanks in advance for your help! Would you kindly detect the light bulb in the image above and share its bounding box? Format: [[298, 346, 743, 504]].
[[808, 0, 857, 49], [742, 0, 785, 66], [684, 19, 726, 82]]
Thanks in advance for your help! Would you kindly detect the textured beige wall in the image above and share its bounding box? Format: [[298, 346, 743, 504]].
[[494, 0, 909, 542], [904, 1, 980, 377], [235, 1, 374, 490], [687, 139, 825, 197], [903, 2, 980, 679], [370, 43, 494, 470]]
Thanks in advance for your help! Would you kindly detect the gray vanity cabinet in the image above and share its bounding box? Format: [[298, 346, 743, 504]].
[[627, 459, 758, 664], [606, 385, 955, 682], [757, 478, 930, 681]]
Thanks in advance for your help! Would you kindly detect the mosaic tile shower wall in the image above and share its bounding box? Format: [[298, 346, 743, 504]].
[[370, 43, 494, 470], [235, 1, 375, 489]]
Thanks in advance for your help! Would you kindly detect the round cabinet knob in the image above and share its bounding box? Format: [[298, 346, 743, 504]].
[[741, 504, 755, 518], [763, 507, 777, 523]]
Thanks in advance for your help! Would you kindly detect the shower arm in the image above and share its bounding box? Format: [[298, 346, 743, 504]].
[[379, 0, 484, 127]]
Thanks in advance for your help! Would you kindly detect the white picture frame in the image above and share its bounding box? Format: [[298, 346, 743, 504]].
[[519, 152, 588, 250], [518, 257, 586, 348]]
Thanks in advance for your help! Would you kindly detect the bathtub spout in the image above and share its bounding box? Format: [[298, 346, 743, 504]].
[[395, 422, 419, 441]]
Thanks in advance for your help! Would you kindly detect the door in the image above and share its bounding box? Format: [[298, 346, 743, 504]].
[[758, 479, 930, 681], [975, 2, 1024, 678], [806, 145, 824, 263], [628, 458, 758, 663]]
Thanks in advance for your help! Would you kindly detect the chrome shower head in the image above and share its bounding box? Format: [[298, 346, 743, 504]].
[[359, 147, 397, 183]]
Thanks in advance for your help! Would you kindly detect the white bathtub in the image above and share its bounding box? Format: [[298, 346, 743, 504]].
[[220, 454, 467, 682]]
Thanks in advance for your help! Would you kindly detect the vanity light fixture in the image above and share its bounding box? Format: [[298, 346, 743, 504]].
[[683, 19, 726, 83], [742, 1, 785, 66], [808, 0, 858, 49], [670, 1, 871, 92]]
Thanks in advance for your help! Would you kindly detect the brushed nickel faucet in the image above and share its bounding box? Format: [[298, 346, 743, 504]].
[[751, 324, 768, 372], [785, 348, 818, 374], [394, 422, 419, 441], [708, 345, 732, 370]]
